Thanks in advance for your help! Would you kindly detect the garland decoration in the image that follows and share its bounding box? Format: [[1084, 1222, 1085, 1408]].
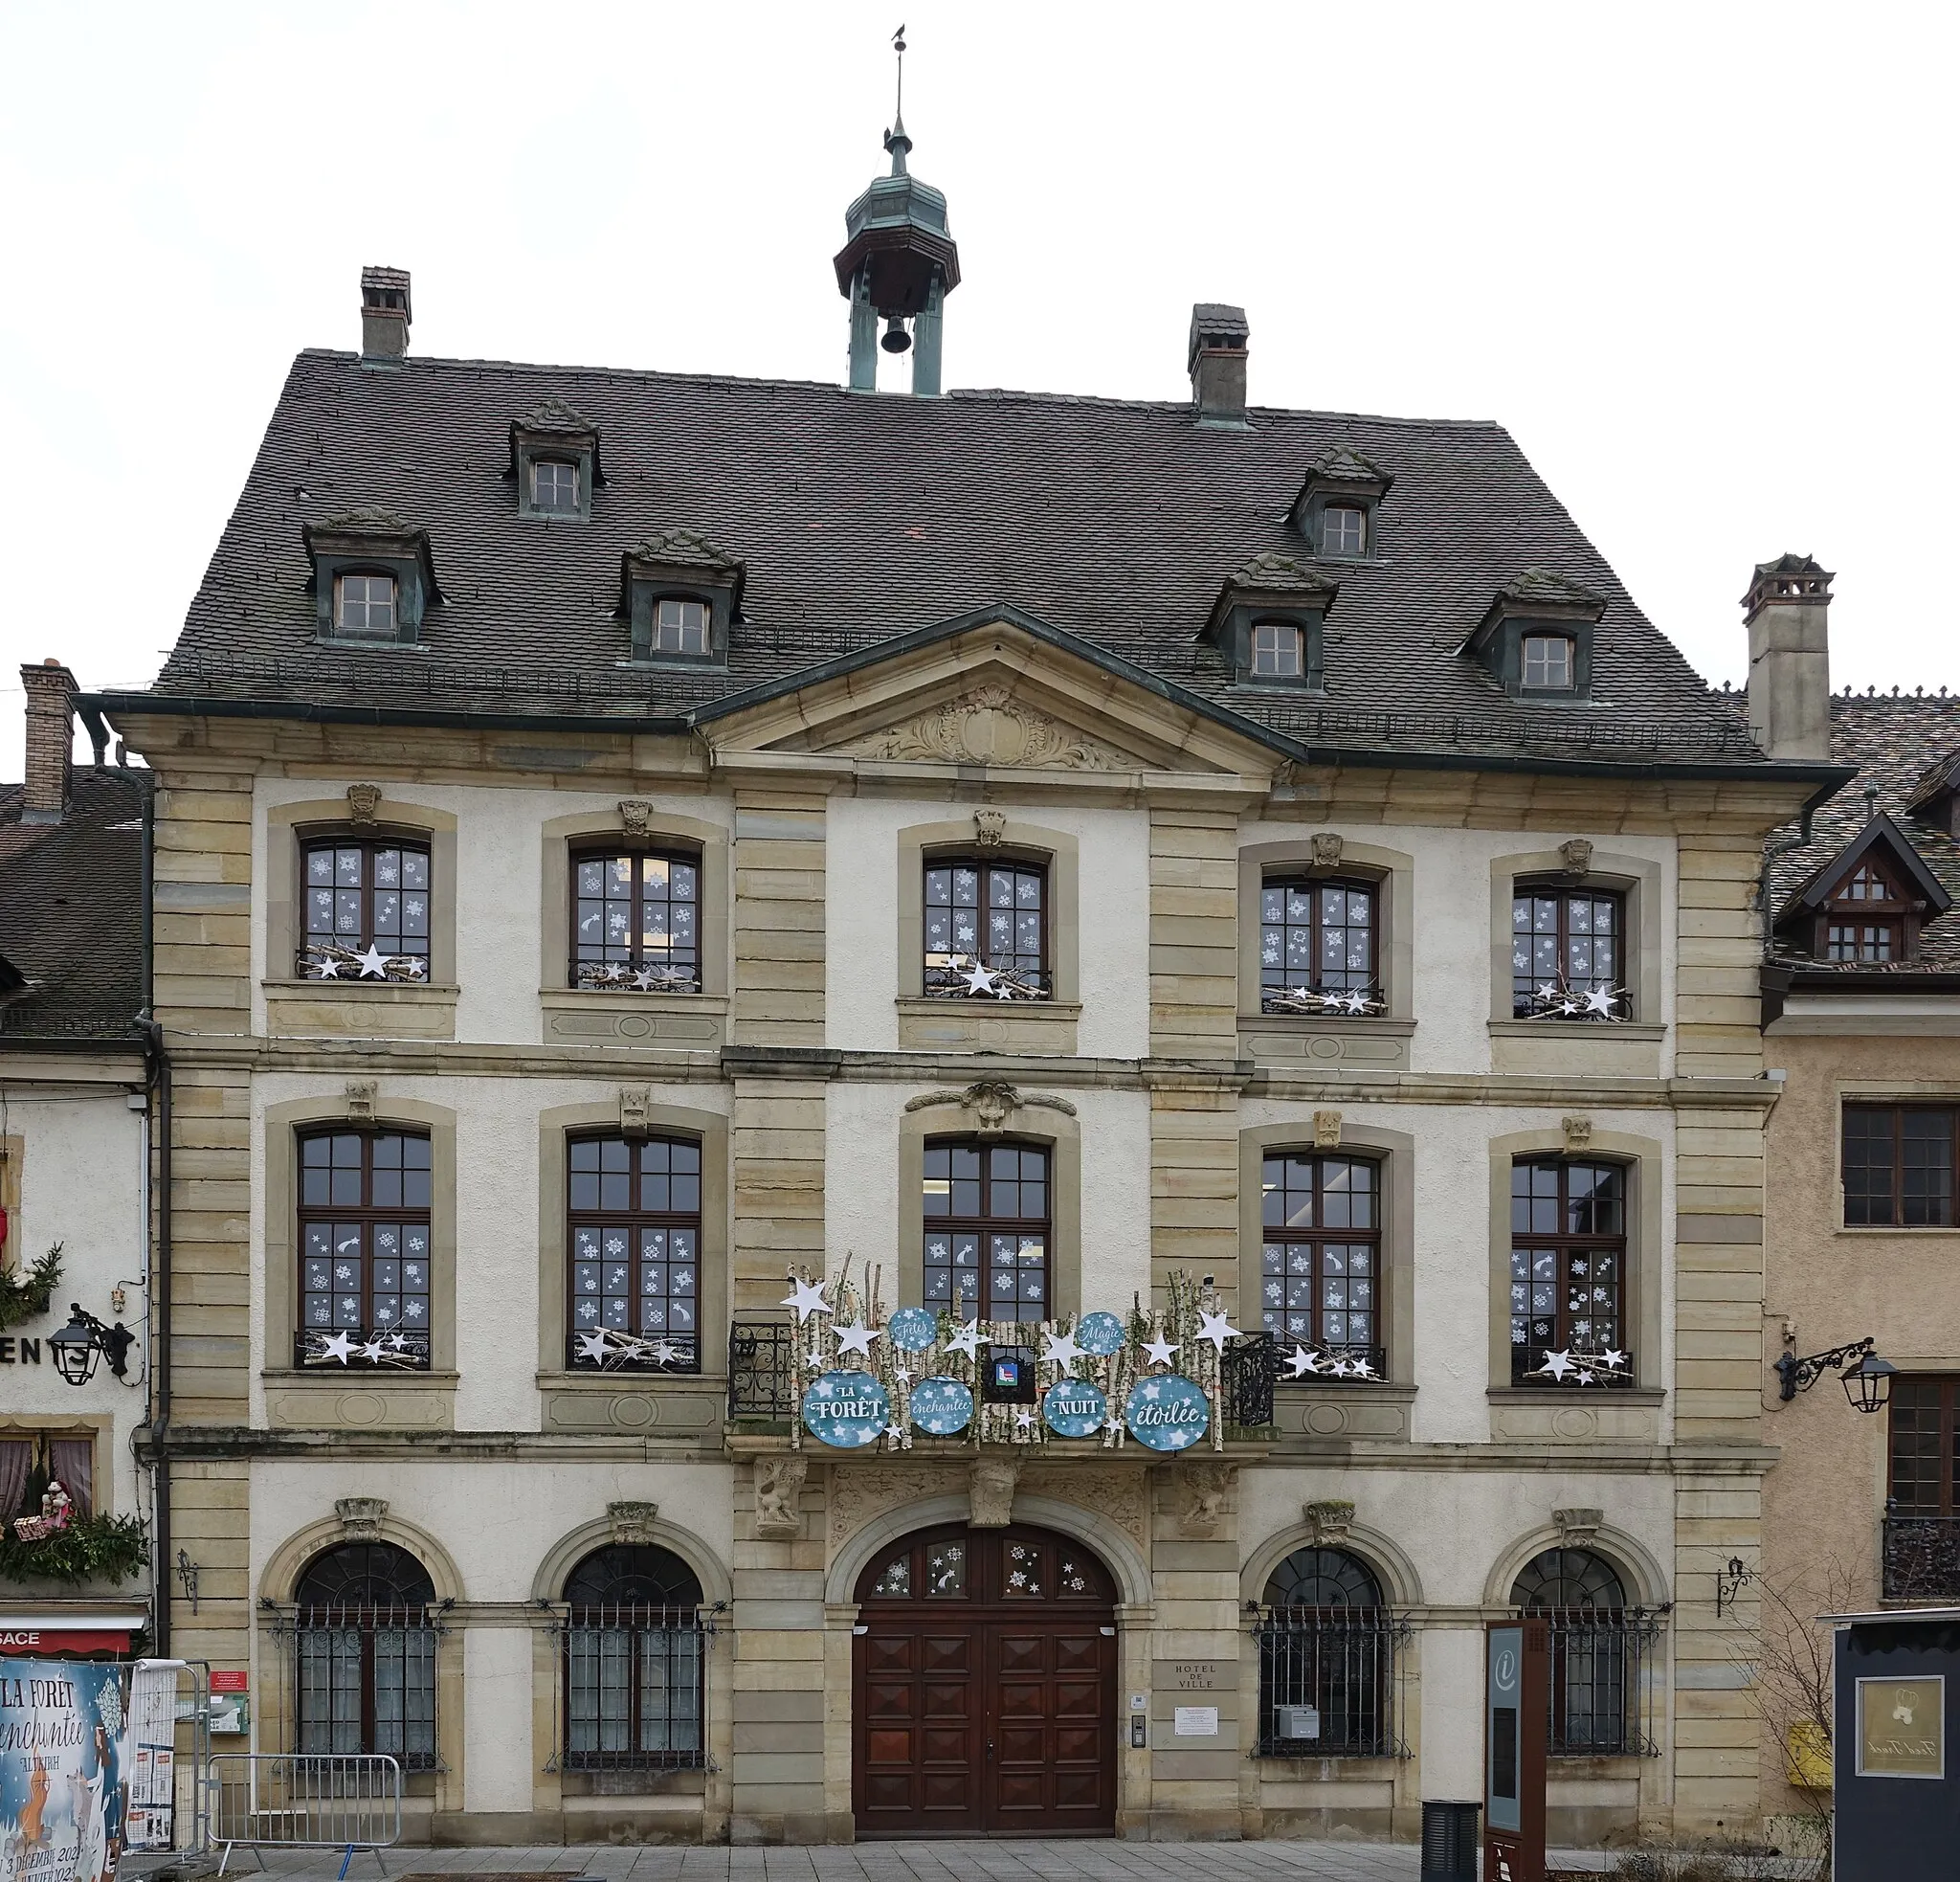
[[0, 1243, 62, 1333], [1516, 978, 1629, 1021], [297, 942, 429, 982], [0, 1511, 148, 1587]]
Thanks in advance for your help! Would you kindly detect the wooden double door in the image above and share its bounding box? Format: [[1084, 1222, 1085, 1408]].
[[853, 1523, 1118, 1837]]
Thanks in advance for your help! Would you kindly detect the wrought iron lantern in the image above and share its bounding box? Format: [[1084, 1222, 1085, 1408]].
[[1773, 1333, 1895, 1415], [47, 1303, 134, 1387]]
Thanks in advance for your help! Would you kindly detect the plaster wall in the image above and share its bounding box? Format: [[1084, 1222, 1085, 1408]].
[[1238, 819, 1680, 1076], [250, 775, 733, 1044], [248, 1072, 731, 1433], [0, 1082, 148, 1517], [823, 795, 1151, 1059]]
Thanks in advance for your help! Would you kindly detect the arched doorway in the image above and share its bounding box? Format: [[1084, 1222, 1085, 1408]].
[[852, 1522, 1117, 1838]]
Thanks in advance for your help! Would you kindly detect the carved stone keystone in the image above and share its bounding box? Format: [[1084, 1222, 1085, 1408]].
[[1304, 1498, 1355, 1544], [969, 1455, 1020, 1528], [345, 783, 382, 826], [345, 1081, 378, 1124], [1178, 1461, 1235, 1537], [619, 799, 655, 838], [1559, 839, 1593, 879], [753, 1456, 807, 1538], [1554, 1506, 1604, 1545], [1311, 831, 1345, 868], [1562, 1114, 1593, 1154], [973, 808, 1007, 850], [1313, 1109, 1343, 1149], [607, 1501, 660, 1544], [620, 1087, 652, 1133], [335, 1496, 389, 1537]]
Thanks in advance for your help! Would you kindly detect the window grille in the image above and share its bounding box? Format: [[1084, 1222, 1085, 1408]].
[[553, 1546, 708, 1772], [727, 1316, 797, 1420], [1510, 1548, 1662, 1757], [1884, 1378, 1960, 1599], [1255, 1550, 1407, 1758]]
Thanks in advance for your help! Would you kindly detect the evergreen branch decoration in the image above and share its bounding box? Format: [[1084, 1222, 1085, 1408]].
[[0, 1512, 148, 1587], [0, 1243, 62, 1333]]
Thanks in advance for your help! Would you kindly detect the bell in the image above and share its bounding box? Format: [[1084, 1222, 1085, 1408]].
[[880, 316, 912, 355]]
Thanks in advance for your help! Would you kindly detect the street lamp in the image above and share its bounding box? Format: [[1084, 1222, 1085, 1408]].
[[1772, 1334, 1896, 1415], [46, 1304, 134, 1387]]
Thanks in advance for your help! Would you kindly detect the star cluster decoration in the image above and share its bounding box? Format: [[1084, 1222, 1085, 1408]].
[[924, 953, 1051, 1002], [1518, 978, 1629, 1021], [1261, 986, 1387, 1018], [574, 1327, 689, 1371], [1282, 1343, 1379, 1381], [574, 960, 702, 994], [299, 1327, 430, 1369], [299, 943, 429, 983], [1528, 1345, 1633, 1387]]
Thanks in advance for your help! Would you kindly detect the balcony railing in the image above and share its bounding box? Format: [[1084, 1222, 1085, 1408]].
[[1883, 1513, 1960, 1602], [728, 1316, 797, 1421], [1222, 1333, 1277, 1428], [1270, 1339, 1389, 1385]]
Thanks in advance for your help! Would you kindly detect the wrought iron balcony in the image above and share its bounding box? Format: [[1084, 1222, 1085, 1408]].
[[1222, 1332, 1277, 1428], [1510, 1342, 1635, 1388], [728, 1316, 797, 1421], [1883, 1513, 1960, 1602], [294, 1328, 431, 1370]]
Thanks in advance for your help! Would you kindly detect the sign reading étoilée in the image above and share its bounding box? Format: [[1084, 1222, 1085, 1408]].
[[1124, 1374, 1210, 1451]]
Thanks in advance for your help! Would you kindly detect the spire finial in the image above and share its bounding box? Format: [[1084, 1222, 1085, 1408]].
[[884, 25, 911, 173]]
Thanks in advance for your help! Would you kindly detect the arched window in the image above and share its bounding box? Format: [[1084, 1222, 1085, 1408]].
[[1256, 1546, 1400, 1758], [1512, 1547, 1651, 1756], [294, 1542, 437, 1766], [563, 1544, 705, 1769]]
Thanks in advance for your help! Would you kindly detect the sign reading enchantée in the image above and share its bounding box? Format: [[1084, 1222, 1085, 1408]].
[[1123, 1374, 1210, 1452], [801, 1370, 891, 1448]]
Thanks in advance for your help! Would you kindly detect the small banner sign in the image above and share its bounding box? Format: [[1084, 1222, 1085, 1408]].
[[1123, 1374, 1210, 1451], [1042, 1378, 1108, 1439], [801, 1369, 891, 1447]]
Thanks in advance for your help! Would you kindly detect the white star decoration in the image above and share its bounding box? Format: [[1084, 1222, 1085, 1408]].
[[960, 961, 1000, 996], [1142, 1333, 1178, 1368], [1539, 1349, 1575, 1381], [944, 1323, 986, 1361], [781, 1276, 832, 1323], [1583, 988, 1618, 1017], [319, 1332, 355, 1364], [316, 957, 342, 978], [353, 943, 390, 979], [1040, 1329, 1085, 1372], [577, 1331, 613, 1362], [1013, 1408, 1036, 1432], [1285, 1345, 1322, 1378], [834, 1319, 880, 1358], [1196, 1309, 1240, 1354], [883, 1423, 907, 1444]]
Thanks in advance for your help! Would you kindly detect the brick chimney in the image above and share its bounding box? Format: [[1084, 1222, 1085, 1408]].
[[1188, 302, 1250, 429], [19, 659, 78, 824], [360, 265, 412, 366], [1742, 554, 1833, 762]]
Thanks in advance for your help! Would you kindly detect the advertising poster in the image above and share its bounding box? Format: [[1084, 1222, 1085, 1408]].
[[0, 1659, 129, 1882]]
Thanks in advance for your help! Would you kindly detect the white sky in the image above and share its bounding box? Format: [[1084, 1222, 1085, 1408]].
[[2, 0, 1954, 777]]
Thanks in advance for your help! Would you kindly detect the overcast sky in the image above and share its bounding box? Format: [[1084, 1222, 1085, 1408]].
[[2, 0, 1953, 776]]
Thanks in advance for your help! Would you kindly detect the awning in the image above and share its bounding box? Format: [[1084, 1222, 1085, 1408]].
[[0, 1602, 149, 1655]]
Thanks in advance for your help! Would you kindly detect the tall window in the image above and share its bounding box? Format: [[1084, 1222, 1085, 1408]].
[[531, 458, 579, 513], [1521, 634, 1574, 690], [1258, 1154, 1379, 1361], [568, 1135, 702, 1370], [1256, 1547, 1398, 1757], [1884, 1378, 1960, 1601], [298, 1131, 432, 1368], [1259, 877, 1378, 1009], [301, 838, 431, 977], [571, 848, 701, 991], [294, 1543, 438, 1766], [1320, 506, 1367, 558], [0, 1432, 96, 1523], [334, 572, 397, 639], [1512, 1549, 1647, 1757], [922, 1139, 1049, 1321], [1843, 1104, 1958, 1227], [651, 596, 708, 656], [1824, 861, 1908, 962], [923, 858, 1049, 997], [563, 1544, 705, 1769], [1510, 1159, 1625, 1382], [1250, 619, 1303, 679], [1512, 885, 1625, 1017]]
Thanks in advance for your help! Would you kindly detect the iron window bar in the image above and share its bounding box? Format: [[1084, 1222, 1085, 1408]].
[[1221, 1333, 1278, 1427], [273, 1600, 447, 1773], [550, 1602, 711, 1773], [1251, 1607, 1412, 1759], [1515, 1604, 1665, 1758], [1882, 1511, 1960, 1602], [727, 1316, 797, 1421]]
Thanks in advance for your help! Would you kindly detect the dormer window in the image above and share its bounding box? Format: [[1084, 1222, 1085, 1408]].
[[335, 572, 397, 640], [1824, 862, 1906, 962], [531, 459, 580, 515], [1774, 810, 1953, 966], [1320, 505, 1367, 559], [1251, 619, 1304, 680], [1521, 634, 1574, 691], [652, 597, 710, 658]]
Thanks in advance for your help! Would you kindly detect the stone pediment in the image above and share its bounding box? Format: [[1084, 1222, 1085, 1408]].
[[836, 683, 1142, 772]]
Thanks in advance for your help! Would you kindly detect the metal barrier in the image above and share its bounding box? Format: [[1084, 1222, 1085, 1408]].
[[207, 1753, 402, 1872]]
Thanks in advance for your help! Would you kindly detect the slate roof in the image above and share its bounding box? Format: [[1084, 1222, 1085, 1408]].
[[113, 349, 1812, 773], [1760, 690, 1960, 976], [0, 770, 150, 1042]]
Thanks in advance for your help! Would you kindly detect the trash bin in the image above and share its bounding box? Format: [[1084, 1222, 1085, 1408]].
[[1419, 1799, 1480, 1881]]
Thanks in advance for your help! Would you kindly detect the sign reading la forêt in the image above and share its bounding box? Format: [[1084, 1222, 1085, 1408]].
[[1857, 1676, 1946, 1779], [1124, 1374, 1210, 1451], [801, 1370, 890, 1448]]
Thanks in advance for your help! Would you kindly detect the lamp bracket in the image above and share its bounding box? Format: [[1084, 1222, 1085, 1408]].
[[1774, 1335, 1874, 1401]]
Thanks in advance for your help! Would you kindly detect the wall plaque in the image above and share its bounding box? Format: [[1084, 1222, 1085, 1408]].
[[1858, 1676, 1945, 1779]]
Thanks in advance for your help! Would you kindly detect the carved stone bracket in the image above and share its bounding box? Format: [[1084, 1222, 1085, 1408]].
[[621, 1087, 652, 1134], [607, 1500, 660, 1544], [754, 1456, 808, 1539], [1560, 839, 1594, 879], [345, 784, 382, 826], [345, 1081, 378, 1124], [903, 1082, 1079, 1138], [1561, 1114, 1593, 1154], [619, 799, 654, 838], [1177, 1461, 1235, 1538], [973, 808, 1007, 850], [335, 1496, 389, 1538], [1311, 831, 1345, 868], [969, 1455, 1020, 1528], [1304, 1498, 1355, 1545], [1553, 1506, 1604, 1546], [1313, 1109, 1343, 1150]]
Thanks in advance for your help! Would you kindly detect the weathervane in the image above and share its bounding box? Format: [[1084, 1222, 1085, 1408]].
[[892, 24, 905, 125]]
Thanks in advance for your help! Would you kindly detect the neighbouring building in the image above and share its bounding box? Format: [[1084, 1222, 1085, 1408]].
[[1753, 619, 1960, 1836], [86, 117, 1851, 1846], [0, 660, 155, 1657]]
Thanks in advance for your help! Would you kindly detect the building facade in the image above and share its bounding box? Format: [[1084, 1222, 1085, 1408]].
[[87, 137, 1851, 1846], [0, 661, 154, 1657], [1754, 645, 1960, 1838]]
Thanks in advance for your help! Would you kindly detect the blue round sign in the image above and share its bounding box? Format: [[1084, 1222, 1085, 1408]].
[[1076, 1311, 1125, 1356], [908, 1375, 973, 1436], [801, 1370, 891, 1448], [1042, 1378, 1108, 1439], [1123, 1374, 1211, 1452], [887, 1306, 940, 1354]]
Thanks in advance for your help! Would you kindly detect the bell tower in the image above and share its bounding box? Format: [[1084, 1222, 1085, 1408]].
[[833, 30, 961, 395]]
